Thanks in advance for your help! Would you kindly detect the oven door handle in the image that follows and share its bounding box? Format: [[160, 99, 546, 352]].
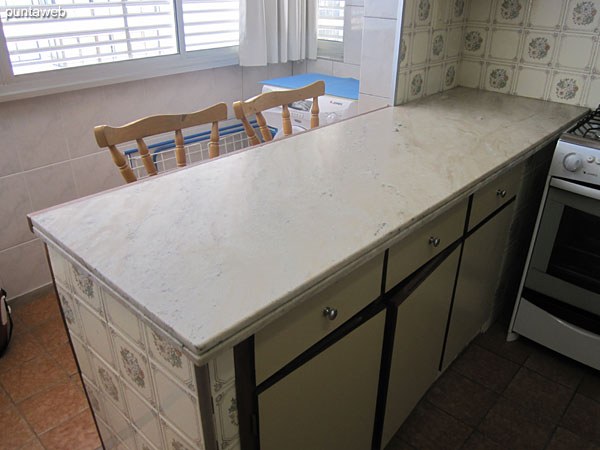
[[550, 178, 600, 201]]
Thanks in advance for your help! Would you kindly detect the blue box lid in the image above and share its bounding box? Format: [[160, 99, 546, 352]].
[[260, 73, 359, 100]]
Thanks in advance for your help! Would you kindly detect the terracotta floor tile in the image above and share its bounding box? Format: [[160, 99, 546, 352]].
[[0, 353, 67, 402], [478, 397, 555, 450], [384, 436, 417, 450], [19, 380, 88, 434], [49, 343, 78, 376], [425, 369, 497, 427], [451, 344, 520, 394], [546, 427, 600, 450], [0, 329, 45, 374], [561, 393, 600, 445], [18, 439, 45, 450], [40, 409, 101, 450], [524, 346, 586, 389], [397, 400, 472, 450], [12, 294, 61, 331], [71, 374, 84, 391], [31, 316, 69, 351], [578, 369, 600, 404], [0, 384, 11, 411], [503, 367, 573, 424], [461, 432, 508, 450], [474, 322, 533, 365], [0, 404, 35, 450]]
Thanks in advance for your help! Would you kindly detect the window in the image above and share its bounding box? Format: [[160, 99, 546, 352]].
[[316, 0, 343, 60], [0, 0, 239, 98]]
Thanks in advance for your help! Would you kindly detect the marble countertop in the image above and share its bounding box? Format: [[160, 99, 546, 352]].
[[29, 87, 587, 363]]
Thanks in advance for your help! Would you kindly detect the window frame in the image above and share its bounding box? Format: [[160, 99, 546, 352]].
[[0, 1, 240, 102], [316, 0, 344, 61]]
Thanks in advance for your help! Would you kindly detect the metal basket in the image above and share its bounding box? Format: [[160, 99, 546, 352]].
[[124, 120, 276, 180]]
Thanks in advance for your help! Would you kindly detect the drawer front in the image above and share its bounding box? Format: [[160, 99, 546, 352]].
[[385, 199, 468, 292], [254, 254, 384, 385], [469, 165, 522, 230]]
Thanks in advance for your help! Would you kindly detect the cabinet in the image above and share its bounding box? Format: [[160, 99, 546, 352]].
[[442, 201, 515, 369], [381, 248, 460, 447], [258, 312, 385, 450]]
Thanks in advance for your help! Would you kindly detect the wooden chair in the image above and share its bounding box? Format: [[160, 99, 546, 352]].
[[233, 80, 325, 146], [94, 103, 228, 184]]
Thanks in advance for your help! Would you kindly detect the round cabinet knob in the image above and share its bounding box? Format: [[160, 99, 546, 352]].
[[563, 153, 583, 172], [429, 236, 441, 247], [323, 307, 338, 321], [496, 189, 507, 198]]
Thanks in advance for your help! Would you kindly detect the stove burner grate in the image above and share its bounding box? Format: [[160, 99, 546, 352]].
[[568, 106, 600, 140]]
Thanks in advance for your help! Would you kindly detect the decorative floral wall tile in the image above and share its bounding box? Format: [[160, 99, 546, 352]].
[[452, 0, 467, 22], [208, 349, 240, 450], [564, 0, 600, 31], [112, 330, 155, 404], [485, 64, 515, 93], [464, 28, 488, 57], [91, 352, 128, 414], [550, 72, 586, 103], [396, 70, 409, 103], [521, 32, 556, 64], [57, 287, 83, 339], [70, 263, 103, 314], [443, 62, 459, 89], [495, 0, 528, 25], [402, 0, 415, 27], [408, 69, 427, 100], [71, 334, 95, 382], [145, 326, 196, 393], [489, 28, 522, 61], [415, 0, 433, 26], [431, 31, 446, 60], [82, 376, 106, 423], [399, 34, 410, 68]]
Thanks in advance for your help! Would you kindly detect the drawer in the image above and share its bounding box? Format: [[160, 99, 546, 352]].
[[385, 198, 468, 292], [254, 254, 384, 385], [469, 165, 522, 230]]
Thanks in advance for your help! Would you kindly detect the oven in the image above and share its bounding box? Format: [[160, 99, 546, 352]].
[[509, 113, 600, 370]]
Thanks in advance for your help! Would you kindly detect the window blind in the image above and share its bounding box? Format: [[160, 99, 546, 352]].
[[181, 0, 238, 52], [317, 0, 343, 42]]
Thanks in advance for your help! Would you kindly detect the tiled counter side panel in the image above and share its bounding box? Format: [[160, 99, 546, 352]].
[[47, 246, 240, 450]]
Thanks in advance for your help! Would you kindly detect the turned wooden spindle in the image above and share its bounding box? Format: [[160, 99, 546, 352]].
[[209, 121, 220, 159], [136, 138, 157, 177], [233, 80, 325, 145], [94, 103, 228, 183], [282, 104, 292, 136]]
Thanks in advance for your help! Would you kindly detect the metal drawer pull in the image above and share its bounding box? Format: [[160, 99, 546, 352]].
[[323, 307, 338, 321], [496, 189, 507, 198], [429, 237, 441, 247]]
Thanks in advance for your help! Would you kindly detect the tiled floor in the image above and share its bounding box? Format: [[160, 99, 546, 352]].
[[0, 293, 101, 450], [2, 292, 600, 450], [386, 320, 600, 450]]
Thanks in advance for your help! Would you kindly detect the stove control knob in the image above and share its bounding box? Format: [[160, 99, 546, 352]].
[[563, 153, 583, 172], [587, 156, 596, 163]]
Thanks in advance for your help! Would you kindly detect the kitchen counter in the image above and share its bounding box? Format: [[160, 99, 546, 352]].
[[28, 87, 587, 364]]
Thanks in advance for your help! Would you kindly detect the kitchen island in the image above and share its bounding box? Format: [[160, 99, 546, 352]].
[[28, 88, 587, 450]]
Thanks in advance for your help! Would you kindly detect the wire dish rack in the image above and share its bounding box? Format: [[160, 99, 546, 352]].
[[124, 120, 277, 180]]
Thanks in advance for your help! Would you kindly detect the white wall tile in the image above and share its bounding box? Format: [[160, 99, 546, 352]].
[[344, 6, 364, 65], [0, 239, 50, 297], [0, 102, 22, 178], [446, 26, 463, 58], [425, 64, 443, 95], [365, 0, 399, 19], [71, 151, 125, 198], [395, 71, 408, 104], [468, 0, 493, 23], [307, 59, 334, 75], [411, 29, 430, 66], [358, 93, 390, 113], [123, 384, 163, 450], [514, 67, 550, 99], [79, 303, 114, 366], [332, 62, 361, 79], [72, 334, 95, 382], [489, 29, 522, 61], [24, 162, 78, 212], [528, 0, 565, 29], [102, 396, 137, 450], [557, 34, 595, 71], [103, 288, 144, 347], [586, 77, 600, 106], [459, 59, 484, 88], [0, 173, 33, 250], [402, 0, 415, 28], [8, 95, 71, 171], [360, 17, 398, 99]]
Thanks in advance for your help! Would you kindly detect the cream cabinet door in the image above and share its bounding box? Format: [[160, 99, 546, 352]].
[[381, 248, 460, 447], [442, 202, 515, 369], [258, 311, 385, 450]]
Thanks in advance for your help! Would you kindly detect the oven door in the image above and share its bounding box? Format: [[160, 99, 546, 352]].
[[525, 177, 600, 316]]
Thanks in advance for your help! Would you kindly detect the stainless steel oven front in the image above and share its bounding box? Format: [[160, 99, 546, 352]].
[[510, 130, 600, 370]]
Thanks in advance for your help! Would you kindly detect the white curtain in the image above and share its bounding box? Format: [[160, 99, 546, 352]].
[[239, 0, 317, 66]]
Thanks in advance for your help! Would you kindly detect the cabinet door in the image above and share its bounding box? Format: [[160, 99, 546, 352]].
[[381, 248, 460, 447], [258, 311, 385, 450], [442, 202, 515, 369]]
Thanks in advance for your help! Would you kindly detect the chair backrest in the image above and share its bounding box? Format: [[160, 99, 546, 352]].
[[233, 81, 325, 146], [94, 103, 228, 184]]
